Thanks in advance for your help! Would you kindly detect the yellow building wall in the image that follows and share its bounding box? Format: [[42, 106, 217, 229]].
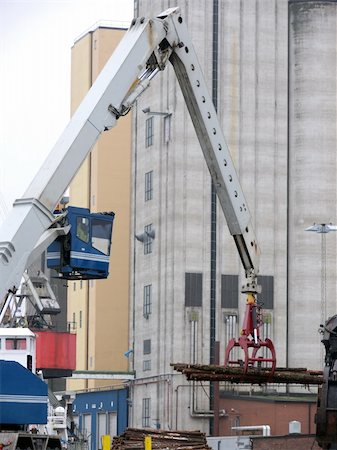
[[67, 27, 131, 391]]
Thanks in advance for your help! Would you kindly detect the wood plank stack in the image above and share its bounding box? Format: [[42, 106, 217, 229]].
[[172, 363, 324, 385], [111, 428, 212, 450]]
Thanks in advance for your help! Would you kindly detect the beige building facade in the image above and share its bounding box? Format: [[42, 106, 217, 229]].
[[67, 26, 132, 391]]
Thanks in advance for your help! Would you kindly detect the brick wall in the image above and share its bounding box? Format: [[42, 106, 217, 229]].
[[251, 434, 320, 449], [219, 395, 317, 435]]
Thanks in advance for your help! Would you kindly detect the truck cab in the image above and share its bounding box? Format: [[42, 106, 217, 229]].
[[0, 328, 36, 372]]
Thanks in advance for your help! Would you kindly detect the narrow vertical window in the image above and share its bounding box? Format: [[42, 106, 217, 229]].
[[145, 171, 153, 201], [143, 339, 151, 355], [185, 273, 203, 307], [142, 398, 151, 427], [144, 224, 153, 254], [257, 276, 274, 309], [143, 284, 152, 317], [221, 275, 239, 308], [145, 116, 154, 147], [224, 314, 238, 344], [143, 360, 151, 371], [79, 310, 82, 328], [76, 216, 90, 243]]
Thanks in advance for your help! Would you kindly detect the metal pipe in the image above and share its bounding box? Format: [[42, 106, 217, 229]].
[[175, 383, 225, 429]]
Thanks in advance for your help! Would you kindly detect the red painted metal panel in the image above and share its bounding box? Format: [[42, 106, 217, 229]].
[[35, 331, 76, 370]]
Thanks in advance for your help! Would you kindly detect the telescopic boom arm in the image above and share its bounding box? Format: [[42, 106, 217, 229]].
[[0, 8, 263, 370]]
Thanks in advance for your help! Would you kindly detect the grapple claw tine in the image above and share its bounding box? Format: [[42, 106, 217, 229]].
[[224, 336, 276, 376], [224, 295, 276, 376]]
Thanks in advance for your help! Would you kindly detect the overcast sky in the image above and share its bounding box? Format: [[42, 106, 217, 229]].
[[0, 0, 133, 221]]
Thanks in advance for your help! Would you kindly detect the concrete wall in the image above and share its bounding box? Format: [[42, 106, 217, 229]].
[[288, 0, 337, 369], [130, 0, 289, 432]]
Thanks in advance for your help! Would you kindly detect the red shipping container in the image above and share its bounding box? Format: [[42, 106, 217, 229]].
[[35, 331, 76, 370]]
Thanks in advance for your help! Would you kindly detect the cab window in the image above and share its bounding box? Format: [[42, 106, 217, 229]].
[[92, 219, 112, 255], [76, 217, 90, 243], [5, 338, 27, 350]]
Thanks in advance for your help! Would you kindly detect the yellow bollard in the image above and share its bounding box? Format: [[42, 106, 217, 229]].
[[102, 434, 111, 450], [144, 435, 152, 450]]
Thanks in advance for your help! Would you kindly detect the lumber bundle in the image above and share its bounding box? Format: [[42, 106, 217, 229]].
[[172, 363, 324, 385], [111, 428, 212, 450]]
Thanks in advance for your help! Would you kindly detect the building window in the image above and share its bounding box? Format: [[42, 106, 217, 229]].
[[257, 275, 274, 309], [145, 171, 153, 201], [144, 224, 153, 254], [143, 284, 152, 317], [143, 360, 151, 371], [143, 339, 151, 355], [79, 310, 82, 328], [223, 313, 238, 342], [145, 117, 154, 147], [5, 338, 26, 350], [221, 275, 239, 308], [185, 273, 202, 307], [142, 398, 151, 427]]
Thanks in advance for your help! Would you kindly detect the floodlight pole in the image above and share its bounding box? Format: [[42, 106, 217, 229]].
[[306, 223, 337, 363]]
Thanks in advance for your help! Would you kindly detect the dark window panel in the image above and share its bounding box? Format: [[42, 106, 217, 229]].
[[143, 339, 151, 355], [221, 275, 239, 309], [257, 275, 274, 309], [185, 273, 202, 307]]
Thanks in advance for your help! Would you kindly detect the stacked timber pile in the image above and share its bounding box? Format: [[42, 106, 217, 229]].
[[172, 363, 324, 385], [111, 428, 212, 450]]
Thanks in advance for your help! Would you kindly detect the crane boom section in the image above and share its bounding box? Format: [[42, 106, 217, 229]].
[[164, 13, 260, 281], [0, 16, 168, 300], [0, 7, 259, 301]]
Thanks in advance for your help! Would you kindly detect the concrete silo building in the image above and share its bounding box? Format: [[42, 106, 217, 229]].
[[63, 0, 337, 436], [129, 0, 288, 432], [128, 0, 337, 434], [288, 0, 337, 369]]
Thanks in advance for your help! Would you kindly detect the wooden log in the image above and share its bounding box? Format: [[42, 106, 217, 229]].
[[171, 363, 324, 385], [111, 428, 212, 450]]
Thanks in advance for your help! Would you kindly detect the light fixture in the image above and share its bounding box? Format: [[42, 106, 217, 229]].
[[124, 349, 134, 358], [142, 107, 171, 117], [135, 229, 155, 242], [305, 223, 337, 233]]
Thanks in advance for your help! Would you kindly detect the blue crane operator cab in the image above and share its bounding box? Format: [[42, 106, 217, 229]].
[[47, 206, 115, 280]]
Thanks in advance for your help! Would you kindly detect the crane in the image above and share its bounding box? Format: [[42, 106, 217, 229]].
[[1, 6, 335, 448], [0, 7, 273, 376]]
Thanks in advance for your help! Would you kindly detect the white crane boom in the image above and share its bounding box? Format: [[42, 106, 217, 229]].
[[0, 7, 259, 302]]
